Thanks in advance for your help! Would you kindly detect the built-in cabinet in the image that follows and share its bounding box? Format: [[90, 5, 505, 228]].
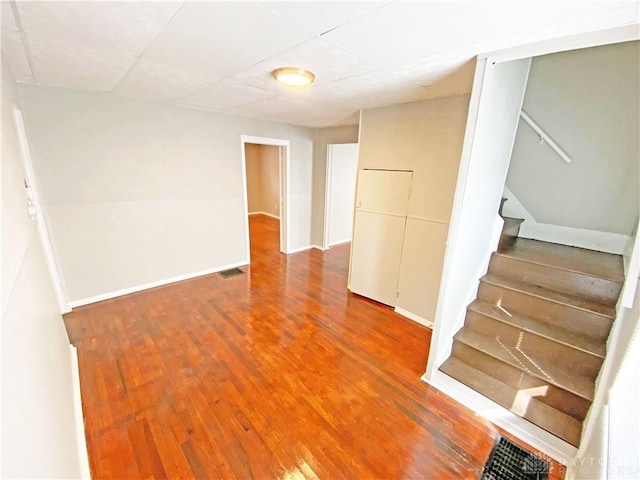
[[348, 169, 413, 307]]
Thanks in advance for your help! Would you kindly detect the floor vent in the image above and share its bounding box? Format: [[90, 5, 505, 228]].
[[218, 267, 244, 279], [481, 436, 549, 480]]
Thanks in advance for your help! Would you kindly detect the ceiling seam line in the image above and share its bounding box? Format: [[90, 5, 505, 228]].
[[9, 0, 37, 81], [110, 0, 187, 93]]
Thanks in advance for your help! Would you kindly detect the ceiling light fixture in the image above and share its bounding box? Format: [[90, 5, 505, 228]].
[[272, 67, 315, 87]]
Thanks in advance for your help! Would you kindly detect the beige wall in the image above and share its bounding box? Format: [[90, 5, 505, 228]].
[[357, 95, 470, 322], [19, 84, 314, 303], [507, 41, 639, 235], [260, 145, 280, 218], [2, 59, 82, 478], [245, 143, 263, 214], [246, 143, 280, 218], [311, 125, 360, 246]]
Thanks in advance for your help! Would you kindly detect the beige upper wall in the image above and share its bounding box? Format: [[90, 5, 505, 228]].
[[246, 143, 280, 217], [19, 84, 315, 302], [507, 40, 640, 235], [2, 58, 82, 479], [311, 125, 360, 245], [357, 95, 471, 321], [245, 143, 262, 214]]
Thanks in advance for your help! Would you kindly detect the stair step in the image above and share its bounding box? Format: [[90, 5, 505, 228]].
[[489, 252, 622, 305], [498, 217, 525, 252], [503, 238, 624, 283], [502, 216, 525, 230], [440, 357, 582, 446], [468, 299, 605, 358], [453, 329, 595, 401], [481, 274, 615, 318], [478, 277, 613, 341]]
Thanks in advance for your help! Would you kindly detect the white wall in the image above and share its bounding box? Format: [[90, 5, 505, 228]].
[[2, 59, 83, 479], [311, 125, 360, 246], [18, 85, 314, 304], [507, 41, 639, 236], [358, 95, 471, 324], [426, 58, 531, 377], [326, 143, 358, 246]]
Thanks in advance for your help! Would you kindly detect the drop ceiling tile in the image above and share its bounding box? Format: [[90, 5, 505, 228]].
[[394, 52, 475, 86], [236, 38, 379, 86], [1, 31, 33, 81], [114, 60, 221, 102], [323, 1, 639, 67], [259, 1, 387, 35], [25, 32, 136, 92], [176, 78, 279, 111], [16, 1, 182, 57], [141, 2, 316, 79]]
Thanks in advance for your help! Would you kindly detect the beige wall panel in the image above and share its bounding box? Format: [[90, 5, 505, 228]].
[[396, 219, 450, 322], [245, 143, 262, 213], [260, 145, 280, 218], [358, 95, 470, 222]]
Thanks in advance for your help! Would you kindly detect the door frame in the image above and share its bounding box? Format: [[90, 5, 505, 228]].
[[240, 135, 290, 259], [12, 108, 71, 314]]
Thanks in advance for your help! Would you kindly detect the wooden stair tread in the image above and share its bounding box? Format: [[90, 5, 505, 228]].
[[481, 274, 616, 318], [440, 357, 582, 446], [501, 216, 525, 228], [497, 238, 624, 283], [454, 329, 595, 401], [469, 299, 605, 358]]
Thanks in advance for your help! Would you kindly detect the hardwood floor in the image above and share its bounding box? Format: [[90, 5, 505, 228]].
[[64, 214, 566, 479]]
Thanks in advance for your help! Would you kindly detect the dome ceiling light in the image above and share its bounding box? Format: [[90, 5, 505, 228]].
[[272, 67, 315, 87]]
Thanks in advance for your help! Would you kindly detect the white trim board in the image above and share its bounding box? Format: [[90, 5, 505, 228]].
[[248, 211, 280, 220], [519, 223, 629, 255], [70, 345, 91, 479], [287, 245, 315, 255], [69, 260, 248, 308], [425, 370, 577, 463], [328, 239, 351, 248], [394, 307, 433, 329]]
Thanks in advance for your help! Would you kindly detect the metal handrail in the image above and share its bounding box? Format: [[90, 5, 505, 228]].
[[520, 110, 572, 164]]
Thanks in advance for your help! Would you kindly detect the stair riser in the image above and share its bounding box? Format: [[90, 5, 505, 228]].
[[465, 311, 603, 378], [441, 359, 583, 446], [478, 282, 613, 341], [451, 341, 591, 418], [489, 254, 622, 304]]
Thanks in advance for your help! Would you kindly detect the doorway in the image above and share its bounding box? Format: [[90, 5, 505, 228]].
[[240, 135, 289, 261], [323, 143, 359, 250]]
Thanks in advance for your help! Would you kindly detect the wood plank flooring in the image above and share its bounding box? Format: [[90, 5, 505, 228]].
[[64, 214, 566, 479]]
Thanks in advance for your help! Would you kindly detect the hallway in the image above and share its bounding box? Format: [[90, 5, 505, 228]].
[[64, 214, 565, 479]]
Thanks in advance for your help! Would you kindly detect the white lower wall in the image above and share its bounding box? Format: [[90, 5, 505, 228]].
[[19, 84, 315, 304], [2, 60, 84, 479]]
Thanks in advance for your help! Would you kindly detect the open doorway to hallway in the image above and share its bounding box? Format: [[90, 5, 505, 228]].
[[241, 135, 289, 260]]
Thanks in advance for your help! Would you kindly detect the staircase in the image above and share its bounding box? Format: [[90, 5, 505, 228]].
[[440, 216, 625, 447]]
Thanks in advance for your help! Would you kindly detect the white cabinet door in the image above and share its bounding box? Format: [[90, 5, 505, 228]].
[[348, 169, 412, 306]]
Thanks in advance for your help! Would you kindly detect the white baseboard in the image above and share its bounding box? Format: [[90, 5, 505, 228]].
[[69, 260, 249, 308], [328, 238, 351, 248], [70, 345, 91, 479], [424, 370, 577, 464], [312, 245, 326, 251], [249, 211, 280, 220], [394, 307, 433, 328], [287, 245, 314, 254], [520, 222, 629, 255]]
